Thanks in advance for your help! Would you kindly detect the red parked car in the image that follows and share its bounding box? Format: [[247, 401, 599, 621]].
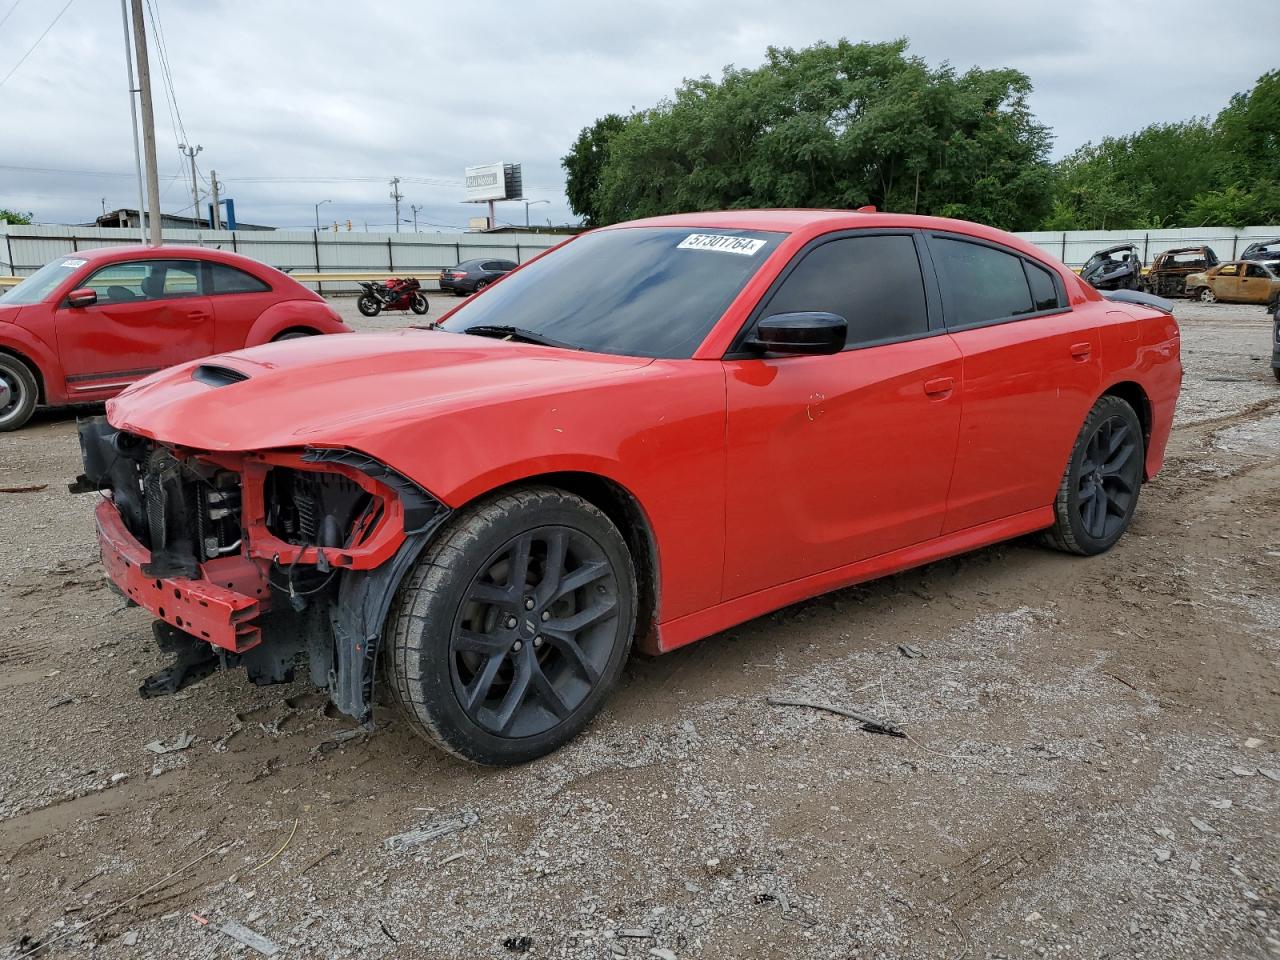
[[75, 210, 1181, 764], [0, 245, 350, 430]]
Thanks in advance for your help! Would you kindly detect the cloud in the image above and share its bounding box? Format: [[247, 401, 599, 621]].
[[0, 0, 1271, 231]]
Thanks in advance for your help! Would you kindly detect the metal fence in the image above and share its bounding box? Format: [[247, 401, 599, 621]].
[[4, 222, 1279, 284], [1016, 226, 1280, 269], [0, 224, 572, 292]]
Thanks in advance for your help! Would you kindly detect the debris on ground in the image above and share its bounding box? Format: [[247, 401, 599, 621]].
[[144, 732, 195, 754], [313, 725, 371, 756], [0, 484, 48, 493], [502, 935, 534, 952], [384, 811, 478, 853], [120, 931, 138, 946], [767, 696, 906, 738], [898, 643, 925, 658], [217, 920, 282, 956]]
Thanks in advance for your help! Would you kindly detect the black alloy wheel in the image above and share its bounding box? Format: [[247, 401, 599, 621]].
[[1044, 395, 1145, 556], [450, 526, 618, 738], [386, 486, 636, 764]]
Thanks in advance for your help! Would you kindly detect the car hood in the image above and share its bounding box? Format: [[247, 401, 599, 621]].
[[107, 330, 654, 451], [0, 304, 23, 323]]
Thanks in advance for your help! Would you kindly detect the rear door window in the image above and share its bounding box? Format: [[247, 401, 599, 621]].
[[758, 234, 929, 348], [929, 237, 1040, 327], [1024, 260, 1063, 312]]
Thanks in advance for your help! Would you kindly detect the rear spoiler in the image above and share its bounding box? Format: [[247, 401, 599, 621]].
[[1101, 289, 1175, 314]]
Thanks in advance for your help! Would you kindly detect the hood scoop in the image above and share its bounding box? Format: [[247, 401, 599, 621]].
[[193, 364, 251, 388]]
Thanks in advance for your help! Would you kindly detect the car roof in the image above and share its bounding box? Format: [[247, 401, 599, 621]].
[[57, 244, 253, 266], [600, 208, 1061, 268]]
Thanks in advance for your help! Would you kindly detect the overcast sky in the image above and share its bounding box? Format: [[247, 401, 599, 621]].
[[0, 0, 1272, 233]]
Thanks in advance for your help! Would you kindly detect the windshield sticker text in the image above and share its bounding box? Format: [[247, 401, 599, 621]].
[[676, 234, 767, 256]]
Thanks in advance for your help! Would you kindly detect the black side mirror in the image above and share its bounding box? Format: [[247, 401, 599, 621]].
[[747, 312, 847, 356], [67, 288, 98, 308]]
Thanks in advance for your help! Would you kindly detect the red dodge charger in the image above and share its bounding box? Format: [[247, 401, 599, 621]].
[[0, 245, 350, 430], [74, 210, 1181, 764]]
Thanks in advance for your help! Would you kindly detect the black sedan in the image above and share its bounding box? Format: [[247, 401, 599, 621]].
[[438, 258, 517, 296]]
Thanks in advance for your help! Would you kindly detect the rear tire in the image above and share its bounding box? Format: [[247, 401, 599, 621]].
[[0, 354, 38, 432], [272, 330, 314, 342], [386, 486, 637, 765], [357, 295, 381, 317], [1043, 395, 1144, 556]]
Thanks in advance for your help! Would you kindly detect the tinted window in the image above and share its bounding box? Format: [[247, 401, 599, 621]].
[[1024, 260, 1062, 311], [1245, 263, 1268, 278], [931, 237, 1034, 326], [209, 263, 270, 294], [481, 261, 503, 271], [761, 234, 928, 347], [441, 227, 783, 358], [84, 259, 202, 302]]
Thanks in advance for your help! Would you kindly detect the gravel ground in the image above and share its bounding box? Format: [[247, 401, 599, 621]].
[[0, 300, 1277, 960]]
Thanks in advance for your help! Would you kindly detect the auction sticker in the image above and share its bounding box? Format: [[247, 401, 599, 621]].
[[677, 234, 767, 256]]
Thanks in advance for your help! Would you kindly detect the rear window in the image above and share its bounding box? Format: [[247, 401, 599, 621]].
[[441, 227, 783, 358], [931, 237, 1035, 327], [209, 263, 270, 294]]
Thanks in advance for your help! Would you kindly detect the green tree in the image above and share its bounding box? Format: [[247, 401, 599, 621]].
[[562, 113, 627, 226], [565, 39, 1053, 230], [0, 208, 32, 224]]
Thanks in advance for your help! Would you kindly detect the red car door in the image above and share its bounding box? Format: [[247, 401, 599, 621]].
[[53, 258, 215, 399], [204, 260, 278, 352], [925, 234, 1103, 533], [721, 232, 962, 600]]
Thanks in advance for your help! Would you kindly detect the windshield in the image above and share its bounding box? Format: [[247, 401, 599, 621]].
[[0, 256, 87, 306], [440, 226, 784, 358]]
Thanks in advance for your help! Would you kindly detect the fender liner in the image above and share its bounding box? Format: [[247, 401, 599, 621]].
[[325, 512, 450, 723]]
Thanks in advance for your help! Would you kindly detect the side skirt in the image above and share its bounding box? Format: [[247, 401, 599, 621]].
[[649, 506, 1054, 655]]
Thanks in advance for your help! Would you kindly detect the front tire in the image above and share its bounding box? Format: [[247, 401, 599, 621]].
[[410, 293, 429, 315], [1197, 286, 1216, 303], [0, 354, 38, 432], [357, 295, 381, 317], [1044, 395, 1144, 556], [386, 486, 637, 765]]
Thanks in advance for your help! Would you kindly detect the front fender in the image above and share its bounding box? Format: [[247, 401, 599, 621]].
[[0, 324, 65, 405], [245, 299, 351, 346]]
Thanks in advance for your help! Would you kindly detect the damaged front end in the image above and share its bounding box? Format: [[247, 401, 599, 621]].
[[72, 416, 449, 722]]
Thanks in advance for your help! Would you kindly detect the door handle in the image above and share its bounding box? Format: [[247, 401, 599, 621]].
[[1070, 341, 1092, 361], [923, 376, 955, 398]]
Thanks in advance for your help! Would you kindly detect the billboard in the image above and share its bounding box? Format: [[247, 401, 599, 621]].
[[465, 162, 523, 202]]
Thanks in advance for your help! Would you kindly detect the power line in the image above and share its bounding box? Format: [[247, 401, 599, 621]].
[[0, 0, 23, 32], [0, 0, 75, 90], [145, 0, 189, 150]]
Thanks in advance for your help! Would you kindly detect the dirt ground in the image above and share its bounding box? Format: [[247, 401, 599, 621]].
[[0, 298, 1277, 960]]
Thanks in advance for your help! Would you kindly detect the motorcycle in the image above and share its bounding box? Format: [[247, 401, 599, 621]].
[[356, 277, 429, 317]]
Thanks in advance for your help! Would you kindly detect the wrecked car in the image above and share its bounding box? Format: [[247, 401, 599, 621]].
[[1241, 238, 1280, 264], [1185, 260, 1280, 304], [1142, 245, 1220, 298], [75, 210, 1183, 765], [1081, 243, 1143, 291]]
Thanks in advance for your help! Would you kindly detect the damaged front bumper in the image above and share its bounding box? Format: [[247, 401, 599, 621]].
[[74, 416, 449, 722]]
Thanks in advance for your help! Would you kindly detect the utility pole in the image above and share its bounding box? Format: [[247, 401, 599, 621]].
[[389, 177, 403, 234], [179, 143, 202, 226], [209, 170, 222, 229], [410, 204, 422, 233], [119, 0, 145, 242], [128, 0, 162, 245]]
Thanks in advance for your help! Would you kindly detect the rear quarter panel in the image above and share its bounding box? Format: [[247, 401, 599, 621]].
[[244, 299, 351, 346], [1100, 305, 1181, 478]]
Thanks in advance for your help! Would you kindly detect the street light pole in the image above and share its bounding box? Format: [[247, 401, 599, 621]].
[[314, 199, 332, 232], [523, 199, 550, 227], [410, 204, 422, 233]]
